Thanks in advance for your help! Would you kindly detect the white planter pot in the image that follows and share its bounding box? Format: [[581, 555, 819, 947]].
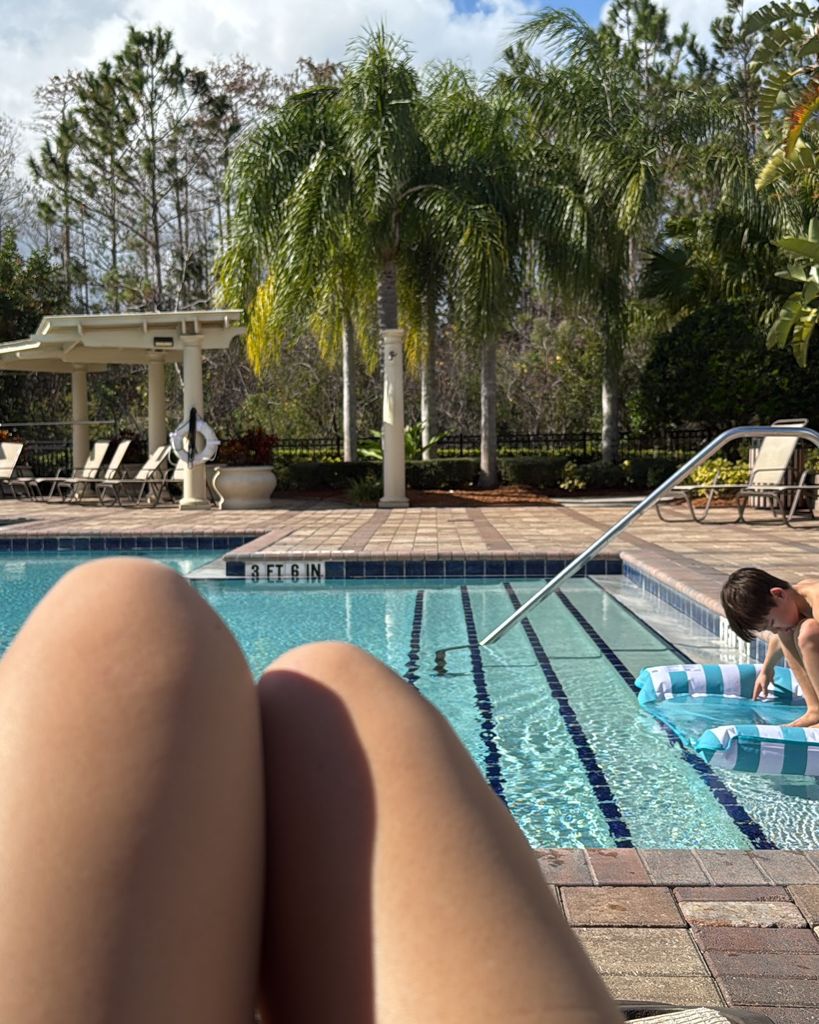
[[212, 465, 277, 510]]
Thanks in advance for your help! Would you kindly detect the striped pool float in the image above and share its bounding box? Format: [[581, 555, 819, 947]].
[[636, 662, 804, 706], [696, 722, 819, 774], [635, 663, 819, 776]]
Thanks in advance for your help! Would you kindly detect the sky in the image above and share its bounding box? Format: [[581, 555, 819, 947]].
[[2, 0, 735, 142]]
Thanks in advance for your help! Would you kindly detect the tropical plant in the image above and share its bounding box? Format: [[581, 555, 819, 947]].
[[358, 422, 446, 461], [749, 1, 819, 364]]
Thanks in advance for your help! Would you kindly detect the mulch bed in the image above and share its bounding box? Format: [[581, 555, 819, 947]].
[[274, 484, 564, 507]]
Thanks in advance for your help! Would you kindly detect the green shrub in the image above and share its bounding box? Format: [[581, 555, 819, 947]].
[[686, 456, 748, 495], [277, 460, 373, 491], [499, 455, 570, 489], [621, 455, 683, 489], [406, 458, 479, 489], [345, 473, 382, 504], [560, 460, 626, 492]]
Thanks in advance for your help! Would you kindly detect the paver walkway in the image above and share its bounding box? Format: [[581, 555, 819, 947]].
[[539, 847, 819, 1023], [3, 494, 819, 1020]]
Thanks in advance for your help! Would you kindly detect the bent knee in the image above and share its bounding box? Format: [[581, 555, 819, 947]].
[[258, 640, 437, 730]]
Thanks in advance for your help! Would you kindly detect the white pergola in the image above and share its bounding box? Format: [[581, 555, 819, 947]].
[[0, 311, 245, 509]]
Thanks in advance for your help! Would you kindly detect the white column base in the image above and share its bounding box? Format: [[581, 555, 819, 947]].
[[378, 496, 410, 508]]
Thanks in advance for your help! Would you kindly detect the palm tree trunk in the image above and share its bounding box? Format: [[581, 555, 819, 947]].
[[377, 258, 399, 331], [420, 291, 437, 461], [478, 335, 498, 489], [342, 314, 357, 462], [601, 317, 622, 465]]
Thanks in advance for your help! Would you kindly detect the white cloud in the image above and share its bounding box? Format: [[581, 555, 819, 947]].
[[2, 0, 534, 142]]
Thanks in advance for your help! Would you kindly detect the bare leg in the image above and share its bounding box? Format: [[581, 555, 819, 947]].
[[258, 641, 621, 1024], [0, 558, 264, 1023]]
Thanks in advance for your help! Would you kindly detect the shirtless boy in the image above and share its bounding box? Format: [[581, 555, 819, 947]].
[[721, 567, 819, 729]]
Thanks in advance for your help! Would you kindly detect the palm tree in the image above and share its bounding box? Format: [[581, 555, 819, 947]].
[[219, 28, 511, 480], [506, 0, 709, 461]]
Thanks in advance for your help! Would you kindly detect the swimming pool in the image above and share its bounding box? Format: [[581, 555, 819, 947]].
[[3, 550, 819, 851]]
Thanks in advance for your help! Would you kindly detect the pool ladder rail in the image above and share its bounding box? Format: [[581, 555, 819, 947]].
[[479, 425, 819, 648]]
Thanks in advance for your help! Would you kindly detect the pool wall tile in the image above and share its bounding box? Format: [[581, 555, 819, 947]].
[[384, 561, 404, 578], [324, 562, 344, 580], [445, 559, 466, 576], [364, 561, 384, 578], [404, 561, 426, 578]]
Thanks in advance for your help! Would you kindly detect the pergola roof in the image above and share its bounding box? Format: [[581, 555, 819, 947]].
[[0, 311, 246, 373]]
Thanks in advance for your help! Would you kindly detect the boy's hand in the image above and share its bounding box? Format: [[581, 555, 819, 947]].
[[753, 670, 772, 701]]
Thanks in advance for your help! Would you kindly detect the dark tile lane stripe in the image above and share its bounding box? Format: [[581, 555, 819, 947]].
[[504, 582, 633, 848], [403, 590, 424, 690], [556, 589, 776, 851], [460, 585, 506, 802]]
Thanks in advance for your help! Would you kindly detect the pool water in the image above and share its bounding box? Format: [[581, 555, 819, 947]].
[[3, 550, 819, 851]]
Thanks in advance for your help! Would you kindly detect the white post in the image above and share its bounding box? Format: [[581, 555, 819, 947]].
[[178, 335, 209, 510], [70, 366, 90, 471], [147, 355, 167, 456], [378, 328, 409, 509]]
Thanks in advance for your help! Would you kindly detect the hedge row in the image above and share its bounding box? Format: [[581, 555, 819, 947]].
[[276, 454, 693, 492]]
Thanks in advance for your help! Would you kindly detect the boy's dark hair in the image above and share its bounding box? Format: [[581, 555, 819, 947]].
[[721, 567, 792, 643]]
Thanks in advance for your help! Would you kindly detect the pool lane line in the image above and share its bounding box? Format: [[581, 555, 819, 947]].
[[403, 590, 424, 690], [460, 585, 507, 803], [556, 589, 777, 851], [504, 582, 633, 848]]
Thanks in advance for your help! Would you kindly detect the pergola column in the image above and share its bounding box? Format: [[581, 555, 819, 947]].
[[378, 328, 409, 509], [147, 354, 167, 456], [178, 334, 209, 510], [70, 366, 89, 470]]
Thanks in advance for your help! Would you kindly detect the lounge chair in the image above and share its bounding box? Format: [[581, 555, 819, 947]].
[[656, 419, 808, 524], [18, 441, 112, 501], [0, 442, 25, 497], [94, 445, 173, 506]]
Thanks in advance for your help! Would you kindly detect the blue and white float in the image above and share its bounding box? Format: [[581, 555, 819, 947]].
[[636, 662, 819, 775]]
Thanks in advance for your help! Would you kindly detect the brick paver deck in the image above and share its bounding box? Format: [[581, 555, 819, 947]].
[[3, 494, 819, 1020]]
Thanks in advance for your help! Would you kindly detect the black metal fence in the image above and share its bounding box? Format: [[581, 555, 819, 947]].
[[11, 429, 717, 471]]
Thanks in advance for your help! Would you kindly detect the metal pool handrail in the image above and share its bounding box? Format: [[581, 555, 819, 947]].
[[479, 424, 819, 647]]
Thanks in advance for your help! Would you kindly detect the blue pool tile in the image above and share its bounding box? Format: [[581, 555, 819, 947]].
[[345, 561, 365, 579], [105, 537, 121, 550], [504, 559, 525, 577], [465, 560, 484, 577], [364, 561, 384, 578], [545, 559, 563, 576], [119, 536, 135, 550], [75, 538, 90, 551], [526, 559, 546, 578], [134, 537, 153, 550], [425, 560, 444, 577], [404, 560, 425, 578], [324, 562, 344, 579], [588, 559, 607, 575], [164, 536, 184, 549], [225, 561, 245, 578], [0, 538, 10, 551], [384, 561, 404, 578], [42, 537, 58, 551], [484, 559, 505, 577], [150, 537, 167, 549], [445, 560, 466, 577]]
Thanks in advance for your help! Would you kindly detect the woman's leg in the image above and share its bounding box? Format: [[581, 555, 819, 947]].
[[0, 558, 264, 1023], [258, 641, 621, 1024]]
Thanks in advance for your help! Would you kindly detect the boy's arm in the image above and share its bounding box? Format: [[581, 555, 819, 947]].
[[754, 634, 782, 700], [775, 628, 813, 696]]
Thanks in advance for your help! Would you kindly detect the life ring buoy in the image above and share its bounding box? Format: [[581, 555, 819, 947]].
[[169, 415, 220, 466]]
